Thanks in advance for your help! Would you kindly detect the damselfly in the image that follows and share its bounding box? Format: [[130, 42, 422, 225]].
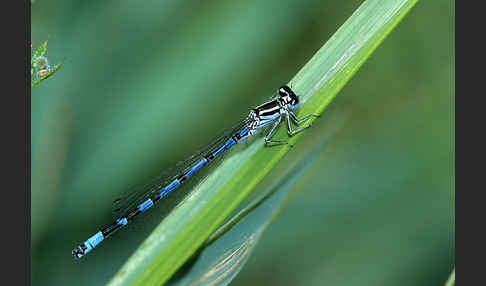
[[72, 85, 319, 259]]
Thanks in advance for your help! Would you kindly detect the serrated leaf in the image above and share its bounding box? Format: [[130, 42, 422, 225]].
[[31, 60, 64, 89], [32, 40, 48, 61]]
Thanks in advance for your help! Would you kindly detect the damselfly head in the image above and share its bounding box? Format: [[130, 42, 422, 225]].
[[278, 85, 299, 108]]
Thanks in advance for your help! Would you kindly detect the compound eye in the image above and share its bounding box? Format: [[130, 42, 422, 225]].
[[278, 87, 289, 97]]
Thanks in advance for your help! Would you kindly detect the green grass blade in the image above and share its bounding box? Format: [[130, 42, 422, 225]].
[[164, 111, 350, 286], [445, 268, 455, 286], [108, 0, 418, 285]]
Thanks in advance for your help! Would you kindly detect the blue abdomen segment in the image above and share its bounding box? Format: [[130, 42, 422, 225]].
[[237, 127, 250, 142], [184, 158, 208, 179], [87, 231, 104, 248], [211, 138, 236, 158], [79, 231, 104, 257], [159, 179, 180, 198], [117, 217, 128, 226], [137, 199, 154, 212], [239, 127, 249, 136]]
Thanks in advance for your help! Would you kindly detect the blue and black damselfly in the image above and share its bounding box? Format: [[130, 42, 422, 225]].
[[72, 85, 319, 259]]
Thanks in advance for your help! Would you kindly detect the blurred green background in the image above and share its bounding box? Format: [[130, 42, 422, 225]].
[[31, 0, 454, 285]]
